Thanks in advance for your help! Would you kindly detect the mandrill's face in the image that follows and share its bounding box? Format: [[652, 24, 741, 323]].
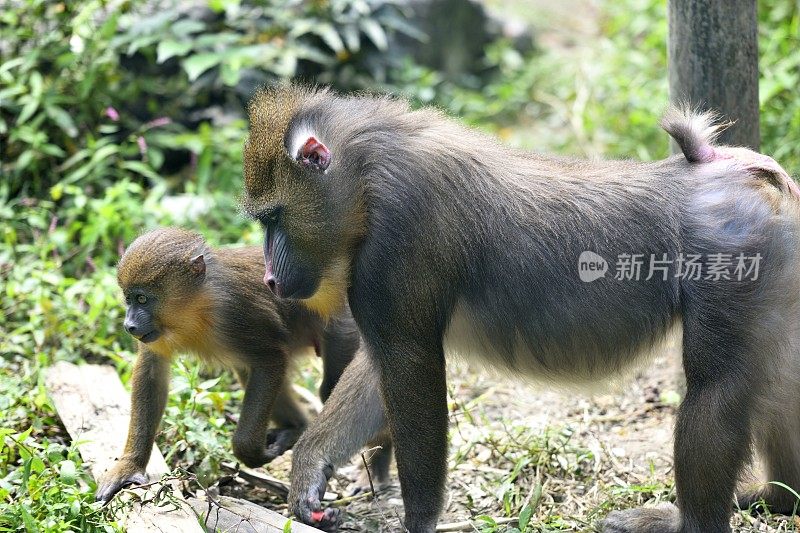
[[241, 86, 367, 319]]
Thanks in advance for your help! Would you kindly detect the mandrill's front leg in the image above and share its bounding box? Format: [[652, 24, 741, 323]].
[[231, 358, 288, 468], [264, 381, 310, 461], [289, 352, 387, 531], [96, 347, 170, 502]]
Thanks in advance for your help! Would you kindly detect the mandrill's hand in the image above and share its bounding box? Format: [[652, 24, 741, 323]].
[[288, 460, 341, 532], [95, 459, 148, 503]]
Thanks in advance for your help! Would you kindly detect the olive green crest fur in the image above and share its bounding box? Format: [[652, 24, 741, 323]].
[[243, 85, 322, 203], [117, 227, 207, 292]]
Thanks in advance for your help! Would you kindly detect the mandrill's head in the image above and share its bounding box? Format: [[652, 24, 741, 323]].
[[117, 227, 212, 356], [241, 85, 384, 318]]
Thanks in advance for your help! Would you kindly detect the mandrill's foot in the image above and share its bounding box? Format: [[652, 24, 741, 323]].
[[600, 503, 681, 533], [233, 427, 304, 468], [347, 462, 392, 496], [264, 427, 303, 462], [348, 439, 394, 496], [738, 486, 800, 515]]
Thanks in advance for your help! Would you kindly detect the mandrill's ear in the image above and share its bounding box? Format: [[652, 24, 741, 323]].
[[189, 254, 206, 278], [295, 136, 331, 171]]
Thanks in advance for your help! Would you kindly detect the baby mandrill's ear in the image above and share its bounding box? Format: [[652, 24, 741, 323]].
[[296, 136, 331, 171], [190, 254, 206, 277]]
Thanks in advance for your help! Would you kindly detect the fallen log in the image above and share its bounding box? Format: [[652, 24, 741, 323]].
[[45, 361, 323, 533]]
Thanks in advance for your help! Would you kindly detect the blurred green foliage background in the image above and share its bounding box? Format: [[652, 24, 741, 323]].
[[0, 0, 798, 530]]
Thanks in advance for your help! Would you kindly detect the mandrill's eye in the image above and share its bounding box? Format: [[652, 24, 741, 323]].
[[136, 294, 148, 305], [258, 206, 282, 227]]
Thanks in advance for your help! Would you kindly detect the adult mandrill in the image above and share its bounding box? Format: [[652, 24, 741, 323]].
[[95, 227, 391, 503], [241, 86, 800, 533]]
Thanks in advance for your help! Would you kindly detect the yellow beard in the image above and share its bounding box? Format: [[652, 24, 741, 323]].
[[301, 257, 350, 319]]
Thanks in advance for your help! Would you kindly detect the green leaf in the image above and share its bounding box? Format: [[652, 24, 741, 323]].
[[45, 105, 78, 137], [282, 518, 292, 533], [287, 19, 316, 38], [768, 480, 800, 501], [120, 160, 162, 182], [40, 143, 66, 157], [171, 19, 205, 37], [126, 35, 160, 56], [64, 163, 92, 184], [384, 15, 428, 41], [0, 56, 25, 74], [476, 515, 497, 526], [342, 24, 360, 52], [0, 85, 26, 104], [197, 378, 221, 390], [17, 97, 39, 125], [359, 19, 388, 51], [59, 459, 77, 484], [58, 149, 90, 171], [20, 505, 36, 532], [294, 45, 334, 65], [31, 456, 45, 473], [157, 40, 192, 63], [16, 149, 35, 171], [314, 24, 345, 53], [29, 71, 43, 100], [518, 504, 533, 530], [182, 54, 221, 81], [220, 62, 241, 86], [90, 144, 120, 165]]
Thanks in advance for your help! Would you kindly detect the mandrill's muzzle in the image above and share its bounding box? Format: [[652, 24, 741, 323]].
[[263, 222, 320, 300]]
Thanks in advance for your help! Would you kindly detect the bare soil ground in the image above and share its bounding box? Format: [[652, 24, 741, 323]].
[[221, 337, 797, 532]]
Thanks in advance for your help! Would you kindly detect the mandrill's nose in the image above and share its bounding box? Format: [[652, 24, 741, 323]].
[[124, 321, 138, 335], [264, 272, 283, 297]]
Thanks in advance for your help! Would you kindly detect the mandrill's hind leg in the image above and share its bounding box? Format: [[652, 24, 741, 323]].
[[604, 303, 763, 533], [737, 286, 800, 515], [738, 392, 800, 514], [738, 432, 800, 514]]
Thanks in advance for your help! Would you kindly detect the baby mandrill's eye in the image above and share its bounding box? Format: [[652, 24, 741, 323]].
[[136, 294, 147, 305]]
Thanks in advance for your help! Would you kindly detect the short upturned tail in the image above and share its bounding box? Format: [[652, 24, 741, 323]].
[[660, 105, 731, 164], [661, 105, 800, 200]]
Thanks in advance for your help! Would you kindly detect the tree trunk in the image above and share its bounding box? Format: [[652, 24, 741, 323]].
[[667, 0, 760, 150]]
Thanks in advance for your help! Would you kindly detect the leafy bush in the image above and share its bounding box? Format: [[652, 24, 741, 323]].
[[759, 0, 800, 174], [0, 0, 141, 196], [0, 426, 114, 532], [0, 0, 416, 199], [546, 0, 800, 173], [115, 0, 417, 91], [390, 39, 543, 128]]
